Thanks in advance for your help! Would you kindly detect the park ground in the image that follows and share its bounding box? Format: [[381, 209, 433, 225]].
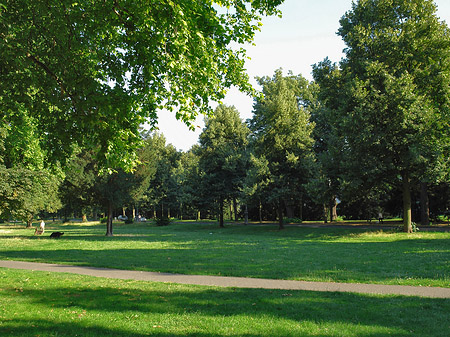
[[0, 220, 449, 336]]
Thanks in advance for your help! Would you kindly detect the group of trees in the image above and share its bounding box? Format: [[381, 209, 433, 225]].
[[2, 0, 450, 234]]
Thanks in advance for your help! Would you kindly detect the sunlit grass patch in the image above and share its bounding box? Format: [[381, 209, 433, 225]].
[[1, 269, 449, 336]]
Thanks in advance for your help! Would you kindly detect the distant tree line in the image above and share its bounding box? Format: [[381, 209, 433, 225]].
[[2, 0, 450, 234]]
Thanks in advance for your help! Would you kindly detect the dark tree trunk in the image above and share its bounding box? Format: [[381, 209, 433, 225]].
[[420, 182, 430, 226], [285, 204, 295, 219], [323, 204, 328, 223], [402, 172, 412, 233], [278, 199, 284, 230], [298, 193, 303, 222], [106, 201, 114, 237], [244, 204, 248, 225], [26, 216, 33, 228], [219, 198, 224, 228]]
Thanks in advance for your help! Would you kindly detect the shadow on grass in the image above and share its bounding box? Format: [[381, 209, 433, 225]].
[[1, 276, 450, 336], [1, 235, 450, 285]]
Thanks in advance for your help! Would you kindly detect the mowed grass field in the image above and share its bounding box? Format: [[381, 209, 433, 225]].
[[1, 220, 450, 336], [0, 221, 449, 287]]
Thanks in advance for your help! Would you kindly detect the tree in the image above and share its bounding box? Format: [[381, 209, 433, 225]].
[[336, 0, 450, 232], [0, 101, 62, 225], [0, 166, 61, 226], [248, 70, 315, 229], [198, 105, 249, 227], [1, 0, 284, 171], [139, 132, 180, 220], [59, 150, 98, 222]]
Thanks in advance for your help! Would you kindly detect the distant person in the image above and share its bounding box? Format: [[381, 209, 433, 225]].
[[378, 212, 383, 224], [34, 220, 45, 235]]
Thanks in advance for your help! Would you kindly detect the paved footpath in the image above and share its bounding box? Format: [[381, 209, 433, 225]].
[[1, 260, 449, 299]]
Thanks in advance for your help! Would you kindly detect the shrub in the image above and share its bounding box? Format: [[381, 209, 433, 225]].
[[124, 218, 134, 224], [154, 217, 171, 226], [283, 217, 302, 224], [100, 217, 108, 224]]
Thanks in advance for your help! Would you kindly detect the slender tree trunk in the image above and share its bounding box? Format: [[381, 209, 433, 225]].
[[278, 199, 284, 230], [259, 199, 263, 223], [299, 193, 303, 222], [219, 198, 224, 228], [402, 172, 412, 233], [106, 201, 114, 237], [197, 210, 201, 221], [323, 204, 328, 223], [420, 182, 430, 226], [233, 198, 238, 222], [244, 204, 248, 225]]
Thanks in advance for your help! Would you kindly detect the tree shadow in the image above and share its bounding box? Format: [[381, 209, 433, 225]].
[[1, 277, 449, 336]]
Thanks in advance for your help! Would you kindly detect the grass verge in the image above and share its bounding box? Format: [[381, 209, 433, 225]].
[[1, 268, 449, 337]]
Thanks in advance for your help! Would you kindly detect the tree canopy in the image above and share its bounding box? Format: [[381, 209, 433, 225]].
[[0, 0, 284, 170], [323, 0, 450, 232]]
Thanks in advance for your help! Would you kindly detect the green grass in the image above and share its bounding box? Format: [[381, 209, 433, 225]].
[[1, 268, 449, 337], [0, 221, 449, 287]]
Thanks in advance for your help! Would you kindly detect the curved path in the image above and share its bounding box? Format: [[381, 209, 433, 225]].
[[1, 260, 449, 299]]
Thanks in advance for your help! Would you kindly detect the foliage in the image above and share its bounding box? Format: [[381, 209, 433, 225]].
[[317, 0, 450, 232], [0, 166, 62, 225], [154, 216, 172, 226], [198, 104, 249, 227], [248, 69, 315, 228], [0, 0, 284, 171]]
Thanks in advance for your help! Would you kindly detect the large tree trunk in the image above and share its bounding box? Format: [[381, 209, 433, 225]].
[[106, 201, 114, 237], [420, 182, 430, 226], [329, 197, 337, 222], [26, 215, 33, 228], [219, 198, 224, 228], [82, 214, 87, 222], [402, 172, 412, 233], [278, 199, 284, 230]]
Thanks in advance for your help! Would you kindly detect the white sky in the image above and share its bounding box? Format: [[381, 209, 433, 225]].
[[156, 0, 450, 152]]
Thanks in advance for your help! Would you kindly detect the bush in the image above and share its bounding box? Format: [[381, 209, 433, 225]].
[[100, 217, 108, 224], [124, 218, 134, 224], [394, 222, 420, 233], [283, 217, 302, 224], [154, 217, 171, 226]]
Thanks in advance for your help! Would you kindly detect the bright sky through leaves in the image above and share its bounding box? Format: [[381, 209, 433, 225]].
[[157, 0, 450, 152]]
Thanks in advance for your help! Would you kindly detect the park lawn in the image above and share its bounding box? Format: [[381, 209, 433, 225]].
[[1, 268, 449, 337], [0, 221, 449, 287]]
